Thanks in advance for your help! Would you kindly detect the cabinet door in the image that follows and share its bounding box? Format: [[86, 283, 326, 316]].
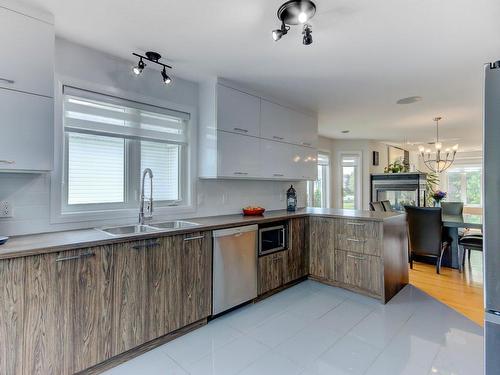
[[112, 240, 149, 355], [260, 139, 293, 179], [0, 257, 25, 375], [335, 250, 382, 296], [260, 99, 293, 143], [0, 7, 54, 97], [217, 131, 261, 178], [309, 217, 336, 280], [291, 146, 318, 180], [0, 89, 53, 171], [284, 218, 308, 283], [55, 247, 114, 373], [291, 111, 318, 148], [181, 232, 212, 327], [258, 252, 284, 295], [217, 84, 260, 137]]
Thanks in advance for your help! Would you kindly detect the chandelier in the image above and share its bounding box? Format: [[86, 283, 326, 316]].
[[419, 117, 458, 173]]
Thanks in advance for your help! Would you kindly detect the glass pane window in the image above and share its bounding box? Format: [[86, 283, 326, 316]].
[[446, 166, 482, 207], [308, 152, 330, 208], [140, 141, 180, 202], [67, 133, 125, 205], [340, 154, 361, 209]]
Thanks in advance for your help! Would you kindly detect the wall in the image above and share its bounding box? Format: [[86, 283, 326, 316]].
[[0, 39, 305, 236]]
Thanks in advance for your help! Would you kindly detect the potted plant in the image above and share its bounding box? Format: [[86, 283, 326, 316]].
[[431, 190, 447, 207], [384, 159, 410, 173]]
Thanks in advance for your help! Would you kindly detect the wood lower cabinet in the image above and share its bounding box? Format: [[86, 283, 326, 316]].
[[284, 217, 308, 284], [258, 252, 285, 295], [0, 257, 25, 375], [309, 217, 336, 280], [335, 250, 382, 296], [0, 231, 212, 375]]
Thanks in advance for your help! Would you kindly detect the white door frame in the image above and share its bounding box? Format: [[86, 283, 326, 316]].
[[336, 151, 363, 209]]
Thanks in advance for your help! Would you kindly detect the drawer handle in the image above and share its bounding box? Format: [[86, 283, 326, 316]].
[[273, 173, 284, 177], [346, 238, 366, 243], [0, 160, 15, 164], [273, 136, 284, 140], [56, 251, 95, 262], [234, 172, 249, 175], [302, 142, 312, 146], [346, 222, 365, 226], [184, 235, 205, 242], [233, 127, 248, 133], [0, 78, 15, 84], [133, 241, 160, 250], [347, 254, 366, 260]]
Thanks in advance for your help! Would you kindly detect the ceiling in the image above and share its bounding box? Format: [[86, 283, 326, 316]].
[[23, 0, 500, 151]]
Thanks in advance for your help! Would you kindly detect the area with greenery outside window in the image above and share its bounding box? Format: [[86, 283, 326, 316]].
[[62, 86, 190, 214], [307, 152, 330, 208], [445, 166, 482, 207]]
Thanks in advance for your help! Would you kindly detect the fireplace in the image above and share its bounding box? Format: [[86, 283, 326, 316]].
[[371, 173, 427, 211]]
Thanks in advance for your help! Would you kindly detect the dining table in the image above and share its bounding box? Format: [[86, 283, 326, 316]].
[[441, 213, 483, 269]]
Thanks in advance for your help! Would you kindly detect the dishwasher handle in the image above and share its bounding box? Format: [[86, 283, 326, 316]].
[[213, 224, 258, 238]]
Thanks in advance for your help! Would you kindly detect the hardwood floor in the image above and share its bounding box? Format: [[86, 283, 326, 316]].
[[409, 251, 484, 326]]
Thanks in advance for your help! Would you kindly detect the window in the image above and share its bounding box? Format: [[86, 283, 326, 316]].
[[62, 86, 190, 213], [446, 166, 482, 206], [340, 153, 361, 209], [307, 152, 330, 208]]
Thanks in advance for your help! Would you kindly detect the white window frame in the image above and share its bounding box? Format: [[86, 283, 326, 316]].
[[443, 165, 483, 208], [307, 151, 330, 208], [337, 151, 362, 210], [50, 77, 197, 225]]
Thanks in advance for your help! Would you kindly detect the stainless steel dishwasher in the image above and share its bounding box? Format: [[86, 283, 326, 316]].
[[212, 225, 258, 315]]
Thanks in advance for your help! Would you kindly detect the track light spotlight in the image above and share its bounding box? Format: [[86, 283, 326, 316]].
[[272, 21, 289, 41], [302, 24, 313, 45], [161, 67, 172, 85], [133, 58, 145, 75], [272, 1, 316, 44]]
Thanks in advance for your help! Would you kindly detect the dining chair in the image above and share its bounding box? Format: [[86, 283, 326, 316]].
[[404, 206, 451, 274], [369, 201, 385, 212], [381, 200, 393, 212], [441, 202, 464, 216], [458, 234, 483, 272]]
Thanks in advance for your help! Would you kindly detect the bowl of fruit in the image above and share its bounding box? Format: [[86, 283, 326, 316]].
[[242, 206, 266, 216]]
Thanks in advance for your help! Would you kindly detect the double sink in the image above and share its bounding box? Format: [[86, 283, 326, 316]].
[[98, 220, 201, 236]]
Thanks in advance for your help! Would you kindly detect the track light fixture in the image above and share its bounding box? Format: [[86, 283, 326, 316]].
[[132, 51, 173, 85], [272, 0, 316, 44]]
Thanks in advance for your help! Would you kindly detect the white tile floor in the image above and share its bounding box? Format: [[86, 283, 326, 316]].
[[104, 281, 484, 375]]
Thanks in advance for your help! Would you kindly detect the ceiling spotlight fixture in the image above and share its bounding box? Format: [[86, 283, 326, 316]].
[[272, 0, 316, 44], [133, 58, 145, 75], [302, 24, 313, 45], [132, 51, 173, 86]]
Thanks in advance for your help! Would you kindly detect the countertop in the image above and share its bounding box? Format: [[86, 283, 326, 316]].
[[0, 208, 403, 260]]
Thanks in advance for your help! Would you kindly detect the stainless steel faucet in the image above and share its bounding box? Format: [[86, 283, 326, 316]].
[[139, 168, 153, 225]]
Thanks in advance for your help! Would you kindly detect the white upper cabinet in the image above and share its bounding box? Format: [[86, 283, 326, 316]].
[[261, 99, 318, 148], [0, 6, 54, 97], [260, 139, 292, 179], [217, 84, 260, 137], [217, 131, 260, 178], [0, 89, 53, 172], [292, 146, 318, 180]]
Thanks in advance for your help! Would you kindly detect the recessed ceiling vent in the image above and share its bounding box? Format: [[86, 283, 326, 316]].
[[396, 96, 423, 105]]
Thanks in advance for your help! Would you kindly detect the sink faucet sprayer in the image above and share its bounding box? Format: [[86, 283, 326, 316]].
[[139, 168, 153, 225]]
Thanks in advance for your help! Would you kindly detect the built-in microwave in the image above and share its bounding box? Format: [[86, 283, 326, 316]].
[[258, 222, 288, 256]]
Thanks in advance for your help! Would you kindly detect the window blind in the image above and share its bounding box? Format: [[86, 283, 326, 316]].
[[63, 86, 189, 144]]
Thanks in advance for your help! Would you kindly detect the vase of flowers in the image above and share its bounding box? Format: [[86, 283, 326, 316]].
[[431, 190, 447, 207]]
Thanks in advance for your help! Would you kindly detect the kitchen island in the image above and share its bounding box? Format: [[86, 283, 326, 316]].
[[0, 208, 407, 375]]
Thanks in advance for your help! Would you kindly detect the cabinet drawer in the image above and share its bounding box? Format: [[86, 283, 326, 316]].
[[335, 234, 382, 256], [334, 219, 381, 239], [335, 250, 382, 296]]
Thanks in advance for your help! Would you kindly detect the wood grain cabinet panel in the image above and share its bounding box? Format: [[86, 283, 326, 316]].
[[0, 257, 25, 375], [258, 252, 284, 295], [334, 234, 382, 256], [309, 217, 336, 280], [180, 231, 212, 328], [334, 219, 381, 239], [335, 250, 382, 296], [284, 217, 308, 284]]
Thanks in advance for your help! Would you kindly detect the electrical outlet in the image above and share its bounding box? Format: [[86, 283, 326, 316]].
[[0, 201, 12, 218]]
